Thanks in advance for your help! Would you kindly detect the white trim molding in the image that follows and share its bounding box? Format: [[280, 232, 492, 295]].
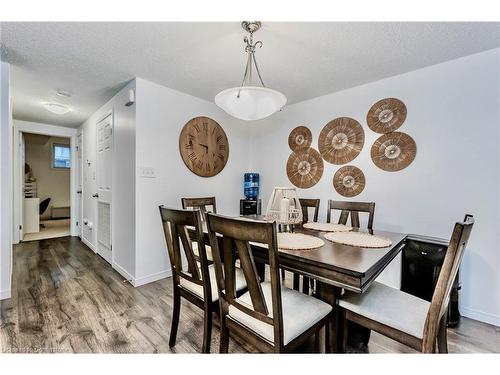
[[0, 289, 12, 300], [112, 262, 135, 284], [132, 269, 172, 287], [461, 306, 500, 327]]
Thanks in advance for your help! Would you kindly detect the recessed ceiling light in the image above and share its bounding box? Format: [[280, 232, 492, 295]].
[[56, 89, 72, 98], [43, 103, 71, 115]]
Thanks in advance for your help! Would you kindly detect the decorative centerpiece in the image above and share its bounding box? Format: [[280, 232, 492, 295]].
[[265, 187, 302, 232]]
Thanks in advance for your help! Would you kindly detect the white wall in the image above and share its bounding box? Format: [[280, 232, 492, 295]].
[[24, 135, 70, 219], [133, 78, 252, 285], [80, 80, 136, 281], [0, 62, 12, 300], [249, 49, 500, 326]]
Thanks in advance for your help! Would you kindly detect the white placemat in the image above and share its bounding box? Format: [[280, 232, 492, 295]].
[[324, 231, 392, 248], [303, 222, 352, 232], [250, 233, 325, 250]]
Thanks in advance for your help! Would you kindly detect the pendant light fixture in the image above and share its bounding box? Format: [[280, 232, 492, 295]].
[[215, 21, 287, 121]]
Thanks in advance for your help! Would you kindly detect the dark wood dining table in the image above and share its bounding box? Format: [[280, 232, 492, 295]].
[[192, 215, 408, 353]]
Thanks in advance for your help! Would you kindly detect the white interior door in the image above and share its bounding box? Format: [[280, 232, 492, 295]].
[[96, 114, 113, 263]]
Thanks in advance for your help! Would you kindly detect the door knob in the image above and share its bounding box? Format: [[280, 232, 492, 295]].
[[92, 193, 99, 198]]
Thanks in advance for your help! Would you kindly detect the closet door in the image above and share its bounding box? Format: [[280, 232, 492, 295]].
[[96, 113, 113, 263]]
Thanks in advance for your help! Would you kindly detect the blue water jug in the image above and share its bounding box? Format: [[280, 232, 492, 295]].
[[243, 173, 259, 199]]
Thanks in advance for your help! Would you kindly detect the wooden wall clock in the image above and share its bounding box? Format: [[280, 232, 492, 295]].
[[287, 148, 324, 189], [318, 117, 365, 165], [179, 116, 229, 177]]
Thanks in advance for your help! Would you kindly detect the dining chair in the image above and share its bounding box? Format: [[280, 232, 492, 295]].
[[206, 213, 333, 353], [181, 196, 217, 261], [181, 196, 217, 217], [338, 215, 474, 353], [158, 206, 246, 353], [326, 200, 375, 230], [299, 198, 320, 224], [289, 198, 321, 294]]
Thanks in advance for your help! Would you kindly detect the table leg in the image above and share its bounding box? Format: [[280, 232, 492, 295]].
[[317, 281, 343, 353]]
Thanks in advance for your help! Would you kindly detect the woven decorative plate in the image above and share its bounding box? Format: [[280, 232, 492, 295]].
[[288, 126, 313, 151], [303, 222, 352, 232], [367, 98, 407, 134], [277, 232, 325, 250], [324, 232, 392, 248], [318, 117, 365, 165], [371, 132, 417, 172], [287, 148, 324, 189], [333, 165, 366, 197]]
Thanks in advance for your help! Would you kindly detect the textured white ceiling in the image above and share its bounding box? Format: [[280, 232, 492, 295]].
[[1, 22, 499, 127]]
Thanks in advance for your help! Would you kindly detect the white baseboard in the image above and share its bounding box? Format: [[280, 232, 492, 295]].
[[112, 262, 134, 284], [0, 289, 11, 300], [460, 306, 500, 327], [81, 237, 96, 253], [132, 269, 172, 287]]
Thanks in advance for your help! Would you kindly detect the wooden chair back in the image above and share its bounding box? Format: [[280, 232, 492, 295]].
[[206, 214, 285, 348], [159, 206, 212, 301], [327, 200, 375, 230], [299, 198, 320, 223], [422, 215, 474, 352], [181, 197, 217, 221]]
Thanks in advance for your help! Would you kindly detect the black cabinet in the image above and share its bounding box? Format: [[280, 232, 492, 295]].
[[240, 199, 261, 216], [401, 234, 460, 327]]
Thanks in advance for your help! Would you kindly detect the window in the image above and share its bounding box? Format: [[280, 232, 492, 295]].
[[52, 143, 71, 169]]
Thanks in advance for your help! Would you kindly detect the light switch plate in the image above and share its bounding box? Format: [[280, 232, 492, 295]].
[[140, 167, 156, 178]]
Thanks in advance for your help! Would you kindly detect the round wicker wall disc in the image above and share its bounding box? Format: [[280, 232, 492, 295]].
[[367, 98, 407, 133], [371, 132, 417, 172], [303, 222, 352, 232], [318, 117, 365, 164], [277, 233, 324, 250], [324, 232, 392, 248], [288, 126, 312, 151], [287, 148, 324, 189], [333, 165, 366, 197]]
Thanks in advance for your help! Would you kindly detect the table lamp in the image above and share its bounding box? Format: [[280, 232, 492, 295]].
[[265, 187, 302, 232]]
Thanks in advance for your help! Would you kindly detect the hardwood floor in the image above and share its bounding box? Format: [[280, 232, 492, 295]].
[[1, 236, 499, 353]]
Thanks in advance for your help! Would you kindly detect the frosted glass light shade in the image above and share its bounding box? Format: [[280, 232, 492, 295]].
[[215, 86, 287, 121]]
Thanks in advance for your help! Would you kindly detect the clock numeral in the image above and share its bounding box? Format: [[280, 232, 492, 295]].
[[217, 153, 225, 161], [188, 152, 197, 161], [218, 144, 226, 151], [196, 160, 203, 169], [211, 127, 216, 135], [194, 123, 200, 133], [216, 135, 223, 143], [205, 162, 210, 172], [203, 122, 208, 134], [185, 143, 193, 149], [213, 162, 218, 170]]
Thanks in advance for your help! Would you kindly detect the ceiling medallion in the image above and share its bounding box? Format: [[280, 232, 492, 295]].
[[371, 132, 417, 171], [287, 148, 324, 189], [318, 117, 365, 165], [333, 165, 366, 197], [215, 21, 287, 121], [367, 98, 407, 133], [288, 126, 312, 151]]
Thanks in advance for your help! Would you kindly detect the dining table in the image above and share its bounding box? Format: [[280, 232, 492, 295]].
[[190, 215, 408, 353]]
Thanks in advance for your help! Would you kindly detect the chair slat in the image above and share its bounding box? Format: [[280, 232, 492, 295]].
[[235, 239, 269, 316]]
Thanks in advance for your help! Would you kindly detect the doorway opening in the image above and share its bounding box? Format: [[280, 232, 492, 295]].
[[21, 132, 72, 241]]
